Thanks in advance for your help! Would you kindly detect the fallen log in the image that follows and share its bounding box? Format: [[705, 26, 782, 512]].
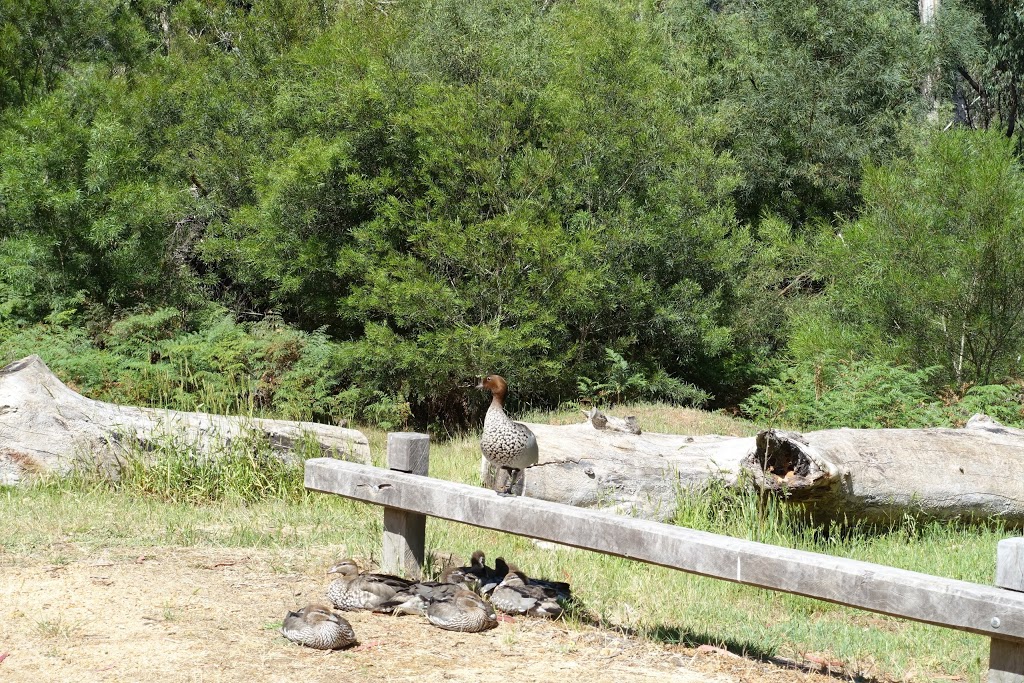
[[483, 416, 754, 518], [9, 351, 1021, 527], [482, 411, 1024, 526], [745, 415, 1024, 526], [0, 355, 370, 485]]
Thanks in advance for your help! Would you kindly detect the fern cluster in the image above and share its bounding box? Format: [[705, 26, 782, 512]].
[[743, 356, 1024, 430]]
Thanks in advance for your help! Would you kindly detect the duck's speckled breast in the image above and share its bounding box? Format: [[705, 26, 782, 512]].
[[481, 407, 538, 469]]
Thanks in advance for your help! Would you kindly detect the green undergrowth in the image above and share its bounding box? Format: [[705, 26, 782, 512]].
[[0, 404, 1008, 682], [0, 310, 368, 424], [115, 438, 316, 505], [60, 424, 339, 505], [743, 356, 1024, 430]]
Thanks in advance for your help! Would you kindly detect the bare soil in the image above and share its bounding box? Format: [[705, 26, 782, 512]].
[[0, 546, 837, 683]]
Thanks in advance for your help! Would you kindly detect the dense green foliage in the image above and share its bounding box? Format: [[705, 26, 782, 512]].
[[742, 355, 1024, 430], [933, 0, 1024, 139], [716, 0, 925, 223], [0, 0, 1022, 430], [0, 307, 352, 420], [799, 131, 1024, 383]]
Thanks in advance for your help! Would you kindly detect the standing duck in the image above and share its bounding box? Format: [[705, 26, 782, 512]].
[[281, 604, 357, 650], [426, 587, 499, 632], [325, 558, 416, 611], [478, 375, 539, 496]]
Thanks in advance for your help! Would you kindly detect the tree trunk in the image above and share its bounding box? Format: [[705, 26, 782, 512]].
[[745, 415, 1024, 526], [485, 412, 1024, 526], [483, 416, 755, 517], [0, 355, 370, 485], [920, 0, 940, 121]]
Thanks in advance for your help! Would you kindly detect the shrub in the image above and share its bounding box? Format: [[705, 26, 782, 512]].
[[793, 130, 1024, 386], [742, 357, 944, 429], [743, 355, 1024, 429]]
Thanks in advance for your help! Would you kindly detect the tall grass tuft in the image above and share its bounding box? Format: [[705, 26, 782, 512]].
[[672, 474, 1008, 572], [672, 476, 825, 548], [70, 430, 325, 505]]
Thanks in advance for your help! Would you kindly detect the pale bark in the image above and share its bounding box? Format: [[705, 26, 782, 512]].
[[0, 355, 370, 485], [746, 415, 1024, 526], [920, 0, 940, 121], [482, 411, 1024, 525]]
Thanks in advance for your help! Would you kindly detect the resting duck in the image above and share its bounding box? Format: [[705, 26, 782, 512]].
[[373, 579, 463, 616], [281, 604, 357, 650], [441, 550, 505, 596], [426, 587, 498, 632], [490, 566, 565, 619], [501, 558, 572, 598], [325, 558, 416, 611], [478, 375, 539, 496]]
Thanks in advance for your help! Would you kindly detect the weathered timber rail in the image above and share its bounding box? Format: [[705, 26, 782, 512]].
[[304, 433, 1024, 682]]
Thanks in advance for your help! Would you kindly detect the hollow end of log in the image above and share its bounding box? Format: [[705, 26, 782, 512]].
[[745, 429, 834, 499]]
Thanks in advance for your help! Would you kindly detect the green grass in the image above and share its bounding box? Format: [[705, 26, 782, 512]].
[[0, 402, 1007, 682]]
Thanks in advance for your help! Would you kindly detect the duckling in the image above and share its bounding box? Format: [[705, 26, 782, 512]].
[[281, 604, 357, 650], [426, 587, 498, 632], [478, 375, 539, 496], [440, 550, 488, 583], [490, 568, 564, 619], [325, 558, 416, 611], [441, 550, 505, 595]]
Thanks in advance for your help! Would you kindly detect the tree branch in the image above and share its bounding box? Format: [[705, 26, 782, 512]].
[[1007, 76, 1018, 139], [957, 66, 984, 97]]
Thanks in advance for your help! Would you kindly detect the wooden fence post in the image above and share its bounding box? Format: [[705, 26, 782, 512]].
[[381, 432, 429, 579], [991, 537, 1024, 682]]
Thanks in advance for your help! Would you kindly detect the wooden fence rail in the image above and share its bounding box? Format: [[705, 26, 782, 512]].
[[304, 433, 1024, 682]]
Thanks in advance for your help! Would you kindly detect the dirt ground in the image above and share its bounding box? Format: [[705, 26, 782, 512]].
[[0, 546, 841, 683]]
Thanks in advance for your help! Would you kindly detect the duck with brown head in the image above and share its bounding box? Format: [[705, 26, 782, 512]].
[[426, 587, 498, 632], [325, 558, 415, 611], [440, 550, 505, 595], [490, 566, 564, 619], [477, 374, 539, 496]]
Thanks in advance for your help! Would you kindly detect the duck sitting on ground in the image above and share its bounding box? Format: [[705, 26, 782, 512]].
[[372, 578, 464, 616], [441, 550, 506, 596], [490, 566, 565, 619], [281, 604, 357, 650], [426, 587, 498, 632], [478, 375, 539, 496], [326, 558, 416, 611], [501, 558, 572, 598]]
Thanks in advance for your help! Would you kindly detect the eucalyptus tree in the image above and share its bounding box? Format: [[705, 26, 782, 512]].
[[794, 130, 1024, 385], [933, 0, 1023, 141]]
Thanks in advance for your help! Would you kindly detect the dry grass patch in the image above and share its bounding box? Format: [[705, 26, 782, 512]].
[[0, 545, 828, 683]]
